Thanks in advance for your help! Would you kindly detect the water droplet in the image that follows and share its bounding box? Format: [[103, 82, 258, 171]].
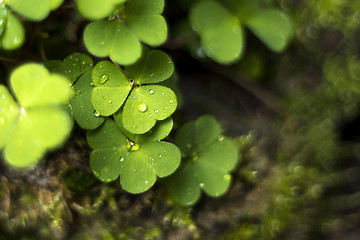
[[94, 110, 100, 117], [120, 157, 124, 162], [100, 74, 108, 84], [102, 156, 106, 160], [218, 136, 225, 141], [105, 178, 112, 182], [100, 41, 105, 45], [154, 109, 159, 114], [161, 92, 164, 95], [132, 96, 136, 99], [149, 89, 154, 94], [89, 81, 94, 86], [148, 114, 152, 117], [99, 65, 103, 68], [223, 174, 231, 181], [82, 61, 86, 65], [108, 100, 113, 104], [137, 103, 147, 112], [133, 169, 137, 173], [158, 154, 162, 158], [168, 60, 171, 64], [199, 183, 205, 188], [145, 180, 148, 184], [169, 99, 174, 104], [1, 94, 5, 100], [80, 105, 84, 108], [149, 73, 154, 77], [92, 170, 100, 177]]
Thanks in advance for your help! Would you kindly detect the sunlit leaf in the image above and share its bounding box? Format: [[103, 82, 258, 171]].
[[0, 11, 24, 50], [8, 0, 52, 21], [75, 0, 125, 20], [83, 20, 141, 65], [122, 85, 177, 134]]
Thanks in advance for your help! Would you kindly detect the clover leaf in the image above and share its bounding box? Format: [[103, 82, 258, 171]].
[[0, 63, 74, 168], [164, 115, 239, 206], [8, 0, 63, 21], [90, 49, 177, 134], [75, 0, 125, 20], [0, 9, 25, 50], [190, 0, 244, 64], [87, 118, 181, 194], [83, 0, 167, 65], [190, 0, 294, 64]]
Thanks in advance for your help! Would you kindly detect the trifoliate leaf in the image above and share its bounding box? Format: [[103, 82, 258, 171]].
[[122, 85, 177, 134], [165, 115, 239, 206], [0, 11, 24, 50], [0, 85, 19, 149], [87, 118, 181, 193], [0, 63, 74, 168], [70, 71, 105, 130], [175, 115, 221, 155], [125, 50, 174, 85], [0, 5, 7, 37], [75, 0, 125, 20], [83, 20, 141, 65], [190, 0, 244, 64], [10, 63, 74, 108], [245, 9, 294, 52], [114, 111, 173, 143], [8, 0, 52, 21], [91, 61, 132, 116]]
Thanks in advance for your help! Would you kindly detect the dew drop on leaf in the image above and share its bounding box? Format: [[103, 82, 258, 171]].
[[169, 99, 174, 104], [100, 74, 108, 84], [105, 178, 112, 182], [94, 110, 101, 117], [119, 157, 124, 162], [154, 109, 159, 114], [200, 183, 205, 188], [158, 154, 162, 158], [108, 100, 112, 104], [223, 174, 231, 182], [92, 170, 100, 177], [149, 73, 154, 77], [137, 103, 147, 112], [145, 180, 148, 184], [149, 89, 154, 94]]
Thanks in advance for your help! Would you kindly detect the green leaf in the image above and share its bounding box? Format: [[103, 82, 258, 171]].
[[125, 0, 167, 46], [70, 71, 105, 130], [63, 52, 94, 82], [125, 0, 164, 15], [91, 61, 132, 116], [0, 85, 19, 149], [125, 50, 174, 85], [122, 85, 177, 134], [3, 107, 73, 168], [87, 118, 181, 193], [127, 15, 167, 46], [9, 0, 52, 21], [0, 5, 7, 37], [120, 141, 180, 193], [50, 0, 64, 10], [245, 9, 294, 52], [114, 111, 173, 143], [75, 0, 125, 20], [10, 63, 74, 108], [88, 119, 129, 181], [175, 115, 221, 156], [0, 11, 25, 50], [190, 0, 244, 64], [83, 20, 141, 65], [165, 115, 239, 206]]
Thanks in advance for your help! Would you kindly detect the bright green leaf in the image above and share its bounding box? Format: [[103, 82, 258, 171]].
[[91, 61, 131, 116], [75, 0, 125, 20], [9, 0, 52, 21], [120, 141, 180, 193], [190, 0, 244, 64], [10, 63, 74, 108], [70, 71, 105, 130], [127, 15, 167, 46], [0, 85, 19, 149], [83, 20, 141, 65], [125, 50, 174, 85], [50, 0, 64, 10], [122, 85, 177, 134], [125, 0, 164, 15], [0, 5, 7, 37], [114, 111, 173, 143], [1, 11, 25, 50], [245, 9, 294, 52]]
